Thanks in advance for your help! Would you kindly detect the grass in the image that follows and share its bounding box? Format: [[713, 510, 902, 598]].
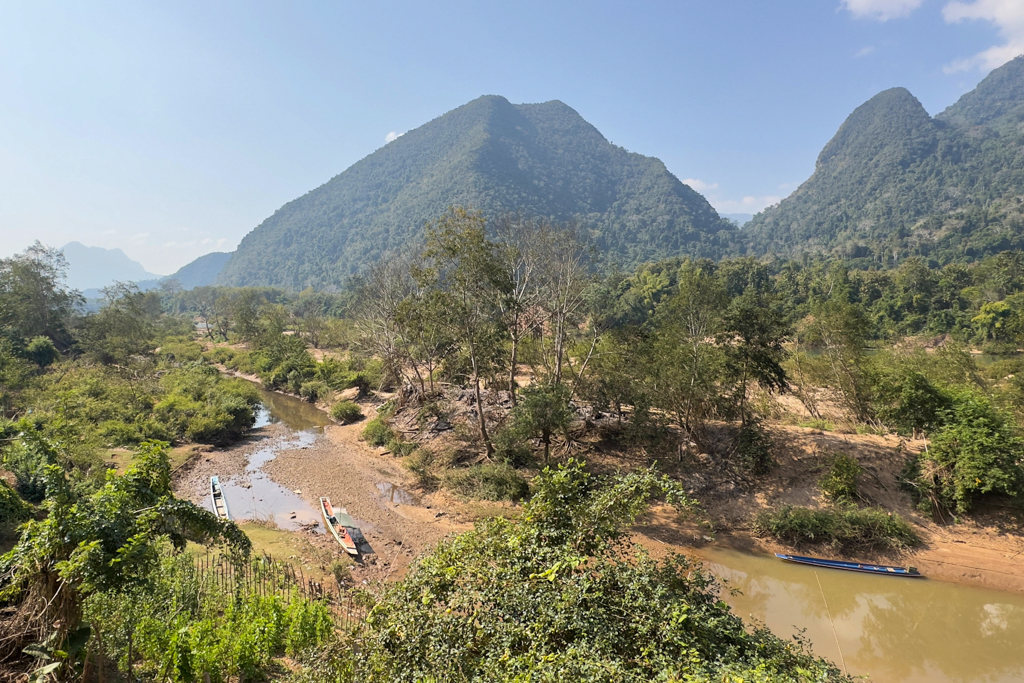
[[106, 444, 202, 474], [443, 463, 530, 502], [753, 504, 920, 551]]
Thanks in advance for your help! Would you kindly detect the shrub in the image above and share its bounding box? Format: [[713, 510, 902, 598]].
[[387, 439, 417, 457], [25, 336, 59, 367], [362, 417, 394, 446], [819, 453, 862, 502], [917, 392, 1024, 513], [736, 419, 774, 474], [443, 463, 530, 501], [331, 400, 363, 424], [874, 368, 952, 436], [300, 380, 330, 403], [753, 504, 919, 551]]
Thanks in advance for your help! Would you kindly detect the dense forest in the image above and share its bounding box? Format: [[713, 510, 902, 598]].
[[6, 214, 1024, 680], [217, 95, 737, 290], [743, 55, 1024, 264]]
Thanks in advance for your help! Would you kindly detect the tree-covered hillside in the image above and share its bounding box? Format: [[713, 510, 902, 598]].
[[218, 95, 737, 289], [743, 55, 1024, 265]]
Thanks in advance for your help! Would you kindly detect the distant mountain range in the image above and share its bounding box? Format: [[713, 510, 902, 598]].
[[64, 62, 1024, 292], [218, 95, 738, 289], [59, 243, 230, 297], [743, 55, 1024, 264], [61, 242, 163, 293]]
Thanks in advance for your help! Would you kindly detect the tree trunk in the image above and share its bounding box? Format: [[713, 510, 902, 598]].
[[508, 335, 519, 406]]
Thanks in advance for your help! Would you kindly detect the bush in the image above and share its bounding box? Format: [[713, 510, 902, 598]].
[[753, 504, 919, 551], [387, 439, 417, 457], [736, 419, 774, 474], [819, 453, 862, 502], [300, 380, 330, 403], [874, 368, 952, 436], [362, 417, 394, 446], [25, 336, 59, 367], [916, 392, 1024, 513], [330, 400, 363, 424], [443, 463, 530, 501]]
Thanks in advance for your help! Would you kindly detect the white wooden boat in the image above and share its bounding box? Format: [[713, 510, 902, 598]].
[[210, 476, 231, 521], [320, 496, 360, 556]]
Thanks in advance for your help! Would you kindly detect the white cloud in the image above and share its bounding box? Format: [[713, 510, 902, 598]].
[[855, 45, 877, 57], [385, 131, 404, 143], [842, 0, 923, 21], [943, 0, 1024, 72], [712, 195, 783, 215], [683, 178, 719, 192]]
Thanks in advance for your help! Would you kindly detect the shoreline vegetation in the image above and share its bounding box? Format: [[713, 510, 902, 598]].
[[5, 221, 1024, 679]]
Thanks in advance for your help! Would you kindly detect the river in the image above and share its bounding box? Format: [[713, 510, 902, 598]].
[[697, 547, 1024, 683], [222, 385, 1024, 681], [213, 385, 332, 532]]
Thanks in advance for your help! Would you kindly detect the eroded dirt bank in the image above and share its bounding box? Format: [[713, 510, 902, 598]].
[[638, 423, 1024, 594]]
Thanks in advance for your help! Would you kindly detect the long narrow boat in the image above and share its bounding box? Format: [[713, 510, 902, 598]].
[[210, 476, 231, 521], [776, 553, 923, 578], [321, 496, 360, 556]]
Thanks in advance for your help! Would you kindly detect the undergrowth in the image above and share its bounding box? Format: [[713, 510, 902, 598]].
[[753, 504, 919, 551]]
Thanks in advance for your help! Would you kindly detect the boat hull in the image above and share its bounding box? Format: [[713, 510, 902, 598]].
[[321, 496, 359, 556], [776, 553, 923, 577], [210, 476, 231, 521]]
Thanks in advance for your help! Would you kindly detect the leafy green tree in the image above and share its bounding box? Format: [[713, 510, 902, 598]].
[[0, 441, 250, 659], [417, 207, 508, 456], [357, 461, 847, 682], [508, 385, 574, 463], [0, 242, 81, 350], [78, 283, 157, 365], [650, 265, 728, 451], [919, 393, 1024, 514], [25, 336, 59, 368]]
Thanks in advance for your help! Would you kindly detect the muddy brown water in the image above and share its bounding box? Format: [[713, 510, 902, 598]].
[[696, 547, 1024, 683]]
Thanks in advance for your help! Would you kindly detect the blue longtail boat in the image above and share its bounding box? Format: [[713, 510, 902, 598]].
[[775, 553, 923, 578]]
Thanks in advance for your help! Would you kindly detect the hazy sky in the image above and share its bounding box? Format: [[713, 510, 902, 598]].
[[2, 0, 1021, 274]]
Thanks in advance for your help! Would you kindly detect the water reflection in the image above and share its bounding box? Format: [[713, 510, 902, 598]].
[[216, 385, 332, 532], [698, 547, 1024, 683], [252, 385, 332, 432]]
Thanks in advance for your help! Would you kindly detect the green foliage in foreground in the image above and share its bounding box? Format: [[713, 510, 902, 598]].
[[353, 462, 848, 682], [86, 555, 335, 683], [1, 441, 250, 654], [753, 505, 920, 552]]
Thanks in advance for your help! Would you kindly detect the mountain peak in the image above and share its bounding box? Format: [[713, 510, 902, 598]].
[[938, 54, 1024, 131], [817, 87, 935, 170], [218, 96, 734, 289]]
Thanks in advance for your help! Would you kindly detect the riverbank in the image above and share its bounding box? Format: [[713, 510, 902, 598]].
[[637, 421, 1024, 594]]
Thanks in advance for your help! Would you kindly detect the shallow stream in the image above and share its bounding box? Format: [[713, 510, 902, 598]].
[[696, 547, 1024, 683], [213, 386, 330, 532]]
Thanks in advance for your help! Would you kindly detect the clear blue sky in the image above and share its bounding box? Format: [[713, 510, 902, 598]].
[[2, 0, 1020, 273]]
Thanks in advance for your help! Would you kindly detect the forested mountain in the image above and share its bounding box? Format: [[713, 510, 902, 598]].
[[161, 251, 231, 289], [219, 95, 737, 289], [743, 55, 1024, 264]]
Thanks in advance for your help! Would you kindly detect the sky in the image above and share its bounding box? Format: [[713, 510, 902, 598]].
[[1, 0, 1022, 274]]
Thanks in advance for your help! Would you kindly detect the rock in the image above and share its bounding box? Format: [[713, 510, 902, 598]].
[[339, 387, 361, 401]]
